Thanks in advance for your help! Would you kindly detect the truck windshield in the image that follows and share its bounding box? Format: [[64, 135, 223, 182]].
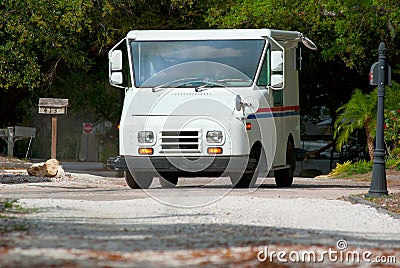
[[130, 40, 265, 88]]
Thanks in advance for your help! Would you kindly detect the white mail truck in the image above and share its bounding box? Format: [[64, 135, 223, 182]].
[[108, 29, 316, 189]]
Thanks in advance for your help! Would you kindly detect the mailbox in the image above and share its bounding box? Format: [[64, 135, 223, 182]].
[[38, 98, 69, 115], [369, 62, 391, 86], [38, 98, 69, 159]]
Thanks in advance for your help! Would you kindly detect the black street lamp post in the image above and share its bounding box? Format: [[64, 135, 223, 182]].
[[368, 42, 390, 197]]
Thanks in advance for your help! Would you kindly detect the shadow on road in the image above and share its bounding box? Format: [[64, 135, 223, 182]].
[[149, 180, 369, 190], [4, 217, 399, 253]]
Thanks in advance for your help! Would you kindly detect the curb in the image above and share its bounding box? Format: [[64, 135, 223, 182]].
[[345, 195, 400, 220]]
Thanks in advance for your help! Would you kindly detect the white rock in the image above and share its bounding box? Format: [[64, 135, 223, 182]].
[[55, 165, 65, 178], [27, 159, 60, 177]]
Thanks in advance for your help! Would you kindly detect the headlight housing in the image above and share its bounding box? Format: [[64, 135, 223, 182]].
[[137, 131, 154, 144], [206, 130, 223, 144]]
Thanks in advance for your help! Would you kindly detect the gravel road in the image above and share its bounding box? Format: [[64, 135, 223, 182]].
[[1, 171, 399, 267]]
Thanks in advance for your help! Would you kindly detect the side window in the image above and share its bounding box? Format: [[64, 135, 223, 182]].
[[295, 47, 302, 71], [122, 45, 132, 88], [257, 46, 270, 86], [257, 44, 283, 106], [270, 50, 283, 88], [273, 89, 283, 106]]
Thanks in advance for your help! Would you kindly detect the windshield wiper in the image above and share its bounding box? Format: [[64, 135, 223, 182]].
[[152, 77, 208, 92], [215, 78, 253, 84], [194, 78, 252, 92], [194, 80, 224, 92]]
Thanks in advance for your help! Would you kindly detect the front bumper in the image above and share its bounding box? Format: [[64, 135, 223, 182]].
[[107, 155, 255, 176]]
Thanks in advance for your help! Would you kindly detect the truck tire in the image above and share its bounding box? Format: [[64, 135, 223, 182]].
[[230, 172, 255, 188], [159, 175, 178, 188], [125, 171, 153, 189], [274, 140, 296, 187], [230, 144, 261, 188]]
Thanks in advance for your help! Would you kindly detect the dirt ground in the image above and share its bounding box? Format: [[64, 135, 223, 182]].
[[1, 156, 399, 267]]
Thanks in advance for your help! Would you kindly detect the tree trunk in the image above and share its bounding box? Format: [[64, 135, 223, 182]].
[[366, 128, 375, 160]]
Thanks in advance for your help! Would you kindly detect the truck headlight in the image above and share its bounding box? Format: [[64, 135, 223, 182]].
[[137, 131, 154, 144], [206, 130, 223, 143]]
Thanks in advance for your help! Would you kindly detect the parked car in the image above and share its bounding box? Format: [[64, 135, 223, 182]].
[[294, 141, 339, 177]]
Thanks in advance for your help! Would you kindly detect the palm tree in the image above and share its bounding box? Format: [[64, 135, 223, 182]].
[[334, 88, 377, 160]]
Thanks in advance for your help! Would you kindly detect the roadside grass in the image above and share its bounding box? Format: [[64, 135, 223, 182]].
[[363, 193, 400, 215], [326, 159, 400, 182], [327, 159, 400, 216], [329, 160, 372, 178], [0, 199, 37, 215], [0, 199, 37, 233], [348, 193, 400, 216]]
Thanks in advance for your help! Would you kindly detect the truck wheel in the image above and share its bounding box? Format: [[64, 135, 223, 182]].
[[159, 175, 178, 188], [230, 145, 261, 188], [125, 171, 153, 189], [230, 172, 255, 188], [274, 140, 296, 187]]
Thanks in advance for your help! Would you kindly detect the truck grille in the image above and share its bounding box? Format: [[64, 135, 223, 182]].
[[160, 130, 201, 153]]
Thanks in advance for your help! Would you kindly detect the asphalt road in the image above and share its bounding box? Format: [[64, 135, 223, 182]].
[[1, 172, 399, 267]]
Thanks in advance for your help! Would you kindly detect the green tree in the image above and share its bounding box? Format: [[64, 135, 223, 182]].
[[334, 89, 377, 159], [384, 82, 400, 152], [206, 0, 400, 122], [0, 0, 221, 127], [207, 0, 400, 71], [0, 0, 116, 125], [334, 82, 400, 160], [2, 0, 400, 151]]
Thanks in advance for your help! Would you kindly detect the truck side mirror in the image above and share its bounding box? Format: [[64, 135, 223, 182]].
[[270, 51, 283, 89], [110, 50, 123, 71], [110, 72, 123, 85], [109, 50, 123, 85], [271, 74, 283, 88]]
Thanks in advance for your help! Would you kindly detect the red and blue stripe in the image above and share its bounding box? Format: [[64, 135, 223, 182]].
[[247, 105, 300, 119]]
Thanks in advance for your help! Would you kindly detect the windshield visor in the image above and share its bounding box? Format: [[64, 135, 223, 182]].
[[130, 39, 265, 88]]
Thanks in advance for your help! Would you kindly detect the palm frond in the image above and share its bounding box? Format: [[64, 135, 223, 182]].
[[334, 89, 376, 151]]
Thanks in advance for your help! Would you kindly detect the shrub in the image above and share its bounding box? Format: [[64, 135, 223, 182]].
[[329, 161, 352, 177], [348, 160, 373, 175], [329, 160, 373, 176], [390, 147, 400, 159], [387, 159, 400, 170]]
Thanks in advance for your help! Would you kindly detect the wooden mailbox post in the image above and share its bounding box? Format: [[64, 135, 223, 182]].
[[38, 98, 69, 159]]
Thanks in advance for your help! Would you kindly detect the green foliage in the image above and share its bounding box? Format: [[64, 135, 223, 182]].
[[334, 82, 400, 159], [0, 0, 104, 91], [207, 0, 400, 72], [334, 88, 377, 159], [0, 0, 221, 127], [0, 0, 115, 125], [3, 200, 14, 210], [0, 199, 37, 214], [207, 0, 400, 125], [349, 160, 373, 175], [329, 160, 373, 176], [384, 109, 400, 150], [329, 157, 400, 177], [0, 199, 33, 232], [329, 160, 352, 176], [51, 71, 122, 122], [384, 82, 400, 151], [386, 158, 400, 170], [316, 1, 399, 70], [390, 148, 400, 159], [1, 0, 400, 156]]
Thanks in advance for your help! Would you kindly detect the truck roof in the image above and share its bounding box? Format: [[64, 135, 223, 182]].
[[127, 29, 302, 42]]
